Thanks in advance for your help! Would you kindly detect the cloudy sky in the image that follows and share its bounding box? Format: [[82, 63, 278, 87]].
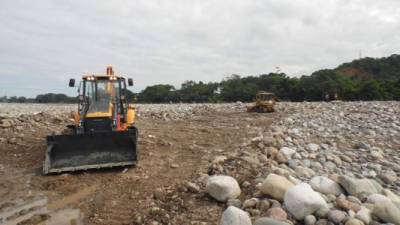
[[0, 0, 399, 97]]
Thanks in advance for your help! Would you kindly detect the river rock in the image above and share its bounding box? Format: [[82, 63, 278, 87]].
[[338, 176, 382, 199], [336, 198, 361, 212], [260, 174, 294, 202], [304, 215, 317, 225], [265, 207, 287, 221], [284, 183, 329, 220], [220, 206, 252, 225], [307, 143, 320, 152], [206, 175, 241, 202], [280, 147, 296, 159], [254, 217, 291, 225], [310, 176, 344, 196], [344, 218, 364, 225], [371, 199, 400, 224], [355, 207, 371, 225], [327, 210, 347, 224]]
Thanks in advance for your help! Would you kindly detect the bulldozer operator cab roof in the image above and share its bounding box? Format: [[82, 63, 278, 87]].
[[256, 92, 275, 101]]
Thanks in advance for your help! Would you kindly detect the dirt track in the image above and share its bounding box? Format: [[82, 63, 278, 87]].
[[0, 110, 278, 225]]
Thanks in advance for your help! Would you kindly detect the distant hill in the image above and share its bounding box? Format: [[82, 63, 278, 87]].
[[336, 54, 400, 81]]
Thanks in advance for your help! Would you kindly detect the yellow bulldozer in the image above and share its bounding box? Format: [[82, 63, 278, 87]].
[[247, 92, 276, 113], [43, 66, 138, 174]]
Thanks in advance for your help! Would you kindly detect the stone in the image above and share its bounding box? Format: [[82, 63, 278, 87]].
[[379, 172, 397, 184], [8, 137, 17, 144], [347, 196, 362, 205], [265, 207, 287, 221], [257, 199, 271, 211], [206, 175, 241, 202], [310, 176, 344, 196], [276, 153, 289, 164], [371, 199, 400, 224], [336, 198, 361, 212], [269, 199, 282, 208], [248, 209, 261, 217], [254, 217, 291, 225], [304, 215, 317, 225], [220, 206, 252, 225], [213, 156, 228, 164], [340, 155, 353, 163], [242, 181, 251, 188], [227, 199, 242, 208], [315, 206, 330, 218], [344, 218, 364, 225], [324, 161, 337, 171], [315, 219, 329, 225], [367, 194, 390, 204], [338, 176, 382, 199], [295, 166, 315, 178], [260, 174, 294, 202], [280, 147, 296, 159], [284, 183, 329, 220], [355, 207, 371, 225], [370, 151, 383, 160], [307, 143, 320, 152], [327, 210, 347, 224], [0, 119, 12, 128], [186, 182, 200, 193], [382, 189, 400, 205], [242, 198, 259, 209]]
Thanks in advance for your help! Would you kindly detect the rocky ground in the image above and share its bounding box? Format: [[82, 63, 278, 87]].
[[0, 102, 399, 225]]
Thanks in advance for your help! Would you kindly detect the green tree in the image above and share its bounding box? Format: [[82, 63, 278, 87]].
[[138, 84, 176, 103]]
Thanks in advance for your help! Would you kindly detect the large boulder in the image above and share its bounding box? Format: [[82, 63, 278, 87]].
[[220, 206, 252, 225], [382, 189, 400, 206], [284, 183, 329, 220], [371, 199, 400, 224], [260, 174, 294, 202], [206, 175, 241, 202], [338, 176, 382, 198], [310, 176, 344, 196], [254, 217, 291, 225]]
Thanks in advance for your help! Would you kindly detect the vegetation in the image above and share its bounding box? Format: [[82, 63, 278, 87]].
[[0, 93, 76, 103], [1, 54, 399, 103]]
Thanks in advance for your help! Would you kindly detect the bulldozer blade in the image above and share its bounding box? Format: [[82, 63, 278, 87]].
[[43, 128, 138, 174]]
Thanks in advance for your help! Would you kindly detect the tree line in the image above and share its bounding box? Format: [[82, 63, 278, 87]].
[[0, 93, 76, 103], [2, 54, 399, 103], [137, 54, 400, 102]]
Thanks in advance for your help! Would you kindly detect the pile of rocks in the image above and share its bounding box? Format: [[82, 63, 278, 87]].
[[197, 101, 400, 225], [136, 102, 245, 120], [0, 102, 246, 121]]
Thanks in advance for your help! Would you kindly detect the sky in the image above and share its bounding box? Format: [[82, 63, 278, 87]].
[[0, 0, 399, 97]]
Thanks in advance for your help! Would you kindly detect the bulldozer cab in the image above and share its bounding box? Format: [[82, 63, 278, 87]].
[[256, 92, 275, 102]]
